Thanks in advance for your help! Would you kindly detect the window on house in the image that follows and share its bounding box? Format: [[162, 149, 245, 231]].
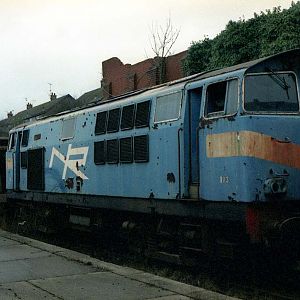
[[21, 130, 30, 147], [107, 139, 119, 163], [121, 105, 135, 130], [94, 141, 106, 165], [61, 118, 76, 140], [155, 91, 182, 123], [107, 108, 120, 133], [95, 111, 107, 135], [205, 79, 238, 117], [120, 137, 133, 163], [135, 100, 151, 128], [133, 74, 138, 90], [134, 135, 149, 162], [108, 82, 113, 97]]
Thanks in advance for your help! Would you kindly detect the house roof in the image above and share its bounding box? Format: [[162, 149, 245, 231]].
[[76, 88, 103, 108], [0, 94, 75, 137]]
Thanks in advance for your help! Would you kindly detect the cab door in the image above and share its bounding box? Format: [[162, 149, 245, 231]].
[[198, 78, 239, 201], [186, 87, 202, 199], [6, 133, 16, 191], [14, 131, 22, 191]]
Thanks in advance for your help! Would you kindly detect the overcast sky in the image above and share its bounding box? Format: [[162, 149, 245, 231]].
[[0, 0, 294, 119]]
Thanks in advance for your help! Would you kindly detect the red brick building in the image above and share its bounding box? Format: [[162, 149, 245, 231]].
[[101, 50, 187, 99]]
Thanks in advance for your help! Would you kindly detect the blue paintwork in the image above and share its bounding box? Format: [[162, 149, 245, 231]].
[[7, 86, 184, 200], [6, 49, 300, 205]]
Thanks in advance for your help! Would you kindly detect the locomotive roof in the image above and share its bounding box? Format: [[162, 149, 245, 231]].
[[11, 48, 300, 132]]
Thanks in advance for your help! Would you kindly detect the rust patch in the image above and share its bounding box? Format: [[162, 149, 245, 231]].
[[206, 131, 300, 169]]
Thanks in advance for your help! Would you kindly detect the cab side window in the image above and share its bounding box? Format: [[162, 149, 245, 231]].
[[21, 130, 30, 147], [8, 133, 16, 150], [205, 79, 238, 118]]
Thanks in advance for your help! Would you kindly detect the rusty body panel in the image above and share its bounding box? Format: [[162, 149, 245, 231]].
[[206, 131, 300, 170]]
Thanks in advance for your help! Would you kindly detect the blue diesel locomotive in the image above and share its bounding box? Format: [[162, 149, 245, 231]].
[[6, 49, 300, 261]]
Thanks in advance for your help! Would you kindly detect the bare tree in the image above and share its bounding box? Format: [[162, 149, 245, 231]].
[[149, 17, 180, 84]]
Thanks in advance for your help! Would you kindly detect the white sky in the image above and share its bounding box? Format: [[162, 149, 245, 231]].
[[0, 0, 294, 119]]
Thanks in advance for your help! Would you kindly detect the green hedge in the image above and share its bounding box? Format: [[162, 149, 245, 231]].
[[184, 2, 300, 75]]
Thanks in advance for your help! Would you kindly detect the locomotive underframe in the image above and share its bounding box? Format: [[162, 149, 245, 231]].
[[7, 191, 247, 221], [6, 191, 300, 263]]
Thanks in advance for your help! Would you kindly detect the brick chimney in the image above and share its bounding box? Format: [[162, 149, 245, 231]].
[[50, 92, 57, 101], [7, 111, 13, 118], [26, 103, 33, 110]]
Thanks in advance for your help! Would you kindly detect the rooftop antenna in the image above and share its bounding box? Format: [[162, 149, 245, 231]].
[[48, 83, 52, 95]]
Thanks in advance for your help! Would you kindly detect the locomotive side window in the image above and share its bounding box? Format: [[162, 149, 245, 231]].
[[61, 118, 75, 140], [21, 130, 30, 147], [94, 141, 106, 165], [134, 135, 149, 162], [107, 139, 119, 164], [155, 91, 182, 123], [205, 79, 238, 117], [107, 108, 120, 133], [121, 105, 135, 130], [20, 151, 28, 169], [244, 72, 299, 113], [95, 111, 107, 135], [120, 137, 133, 163], [135, 100, 151, 128]]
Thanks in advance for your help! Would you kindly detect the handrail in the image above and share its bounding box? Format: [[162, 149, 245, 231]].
[[196, 125, 201, 200], [177, 128, 183, 198]]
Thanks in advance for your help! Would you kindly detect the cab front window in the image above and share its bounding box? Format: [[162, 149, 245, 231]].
[[244, 72, 299, 113]]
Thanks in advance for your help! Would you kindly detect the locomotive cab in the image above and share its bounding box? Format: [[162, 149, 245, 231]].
[[195, 49, 300, 256]]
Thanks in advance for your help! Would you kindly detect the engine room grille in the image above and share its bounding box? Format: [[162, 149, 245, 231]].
[[135, 101, 150, 128], [120, 137, 133, 163], [107, 139, 119, 164], [20, 151, 28, 169], [27, 148, 45, 190], [134, 135, 149, 162], [95, 111, 107, 135], [107, 108, 120, 133], [121, 105, 135, 130], [94, 141, 106, 164]]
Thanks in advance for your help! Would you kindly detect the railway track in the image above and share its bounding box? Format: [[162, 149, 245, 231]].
[[4, 220, 299, 300]]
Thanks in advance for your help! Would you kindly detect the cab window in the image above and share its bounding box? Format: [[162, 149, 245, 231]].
[[8, 133, 16, 150], [244, 72, 298, 113], [205, 79, 238, 118], [21, 130, 30, 147]]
